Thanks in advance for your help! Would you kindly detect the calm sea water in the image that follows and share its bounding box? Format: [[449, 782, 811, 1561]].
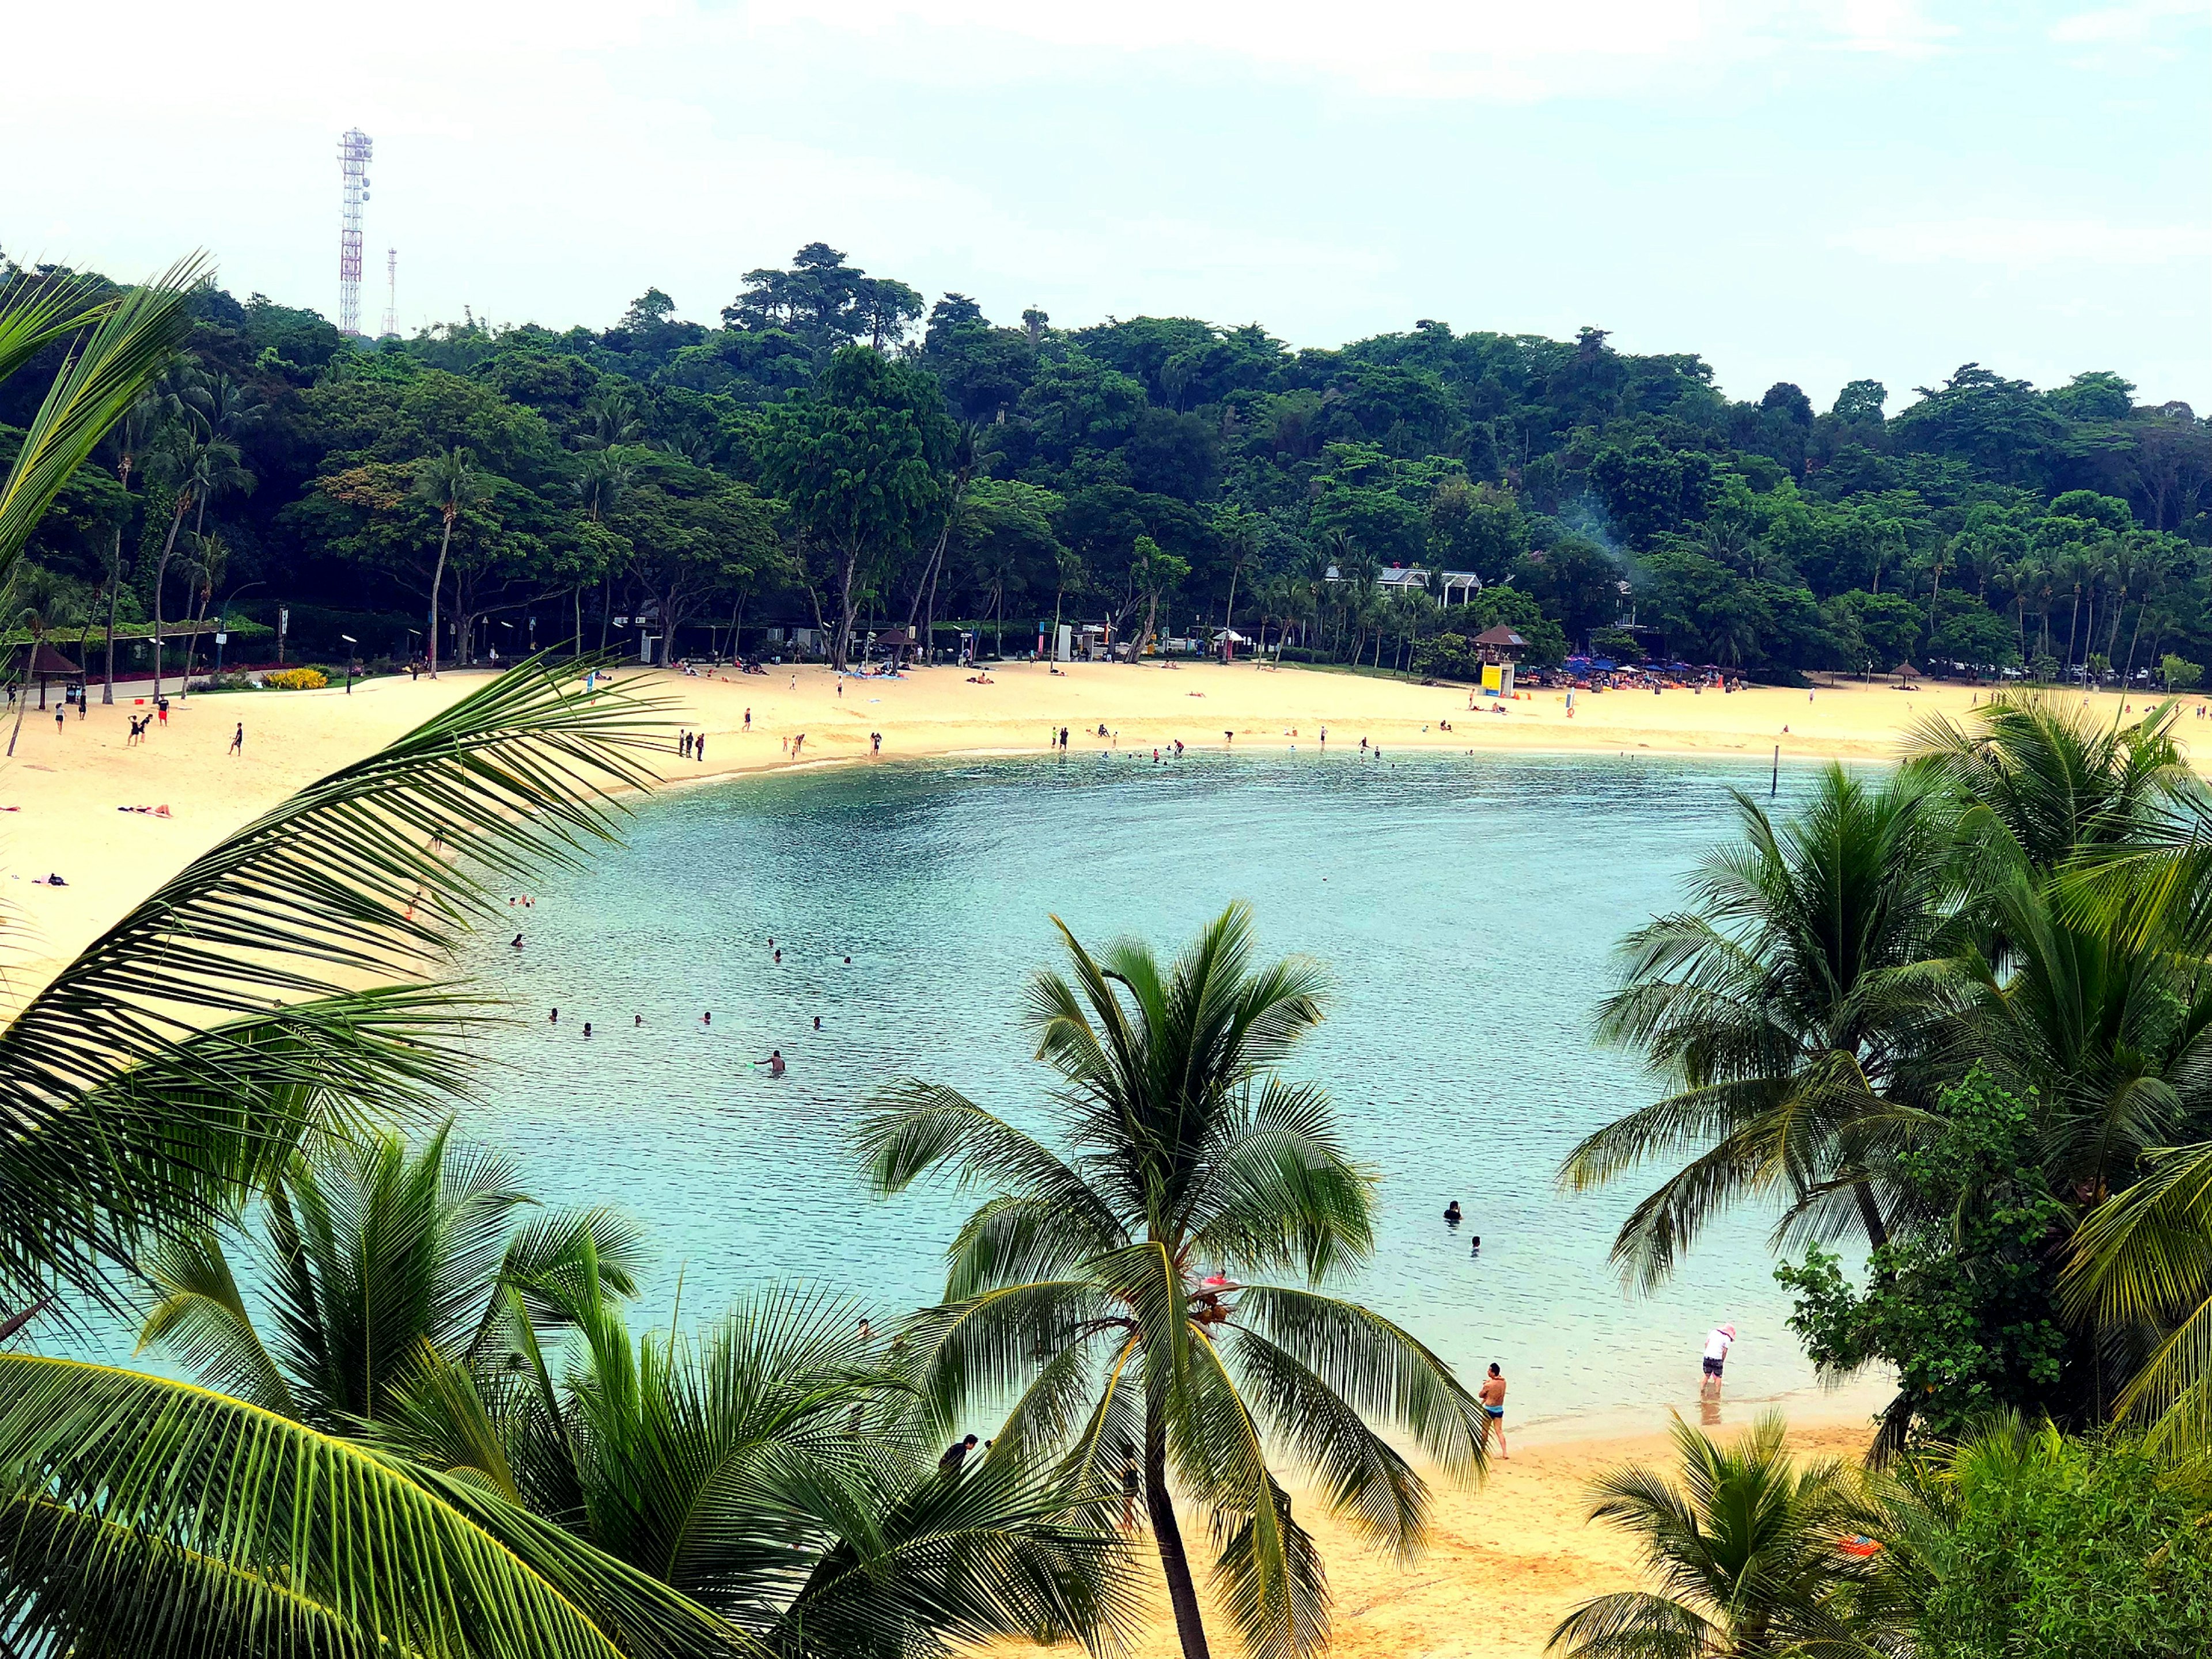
[[454, 749, 1840, 1427]]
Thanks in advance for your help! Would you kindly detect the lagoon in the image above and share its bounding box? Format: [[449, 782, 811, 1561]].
[[461, 748, 1839, 1428]]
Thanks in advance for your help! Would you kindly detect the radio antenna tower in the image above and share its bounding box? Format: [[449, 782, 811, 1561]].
[[336, 128, 373, 335], [380, 248, 399, 338]]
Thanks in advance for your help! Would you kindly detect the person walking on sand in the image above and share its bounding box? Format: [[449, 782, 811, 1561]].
[[1700, 1323, 1736, 1398], [694, 734, 706, 762], [744, 707, 752, 730], [229, 722, 243, 755], [1478, 1363, 1509, 1459]]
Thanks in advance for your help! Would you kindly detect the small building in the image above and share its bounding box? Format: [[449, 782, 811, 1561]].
[[1472, 624, 1525, 698]]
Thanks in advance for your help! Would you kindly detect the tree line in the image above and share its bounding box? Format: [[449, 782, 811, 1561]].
[[6, 241, 2207, 683]]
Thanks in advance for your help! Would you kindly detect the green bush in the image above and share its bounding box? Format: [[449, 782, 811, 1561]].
[[1900, 1426, 2212, 1658]]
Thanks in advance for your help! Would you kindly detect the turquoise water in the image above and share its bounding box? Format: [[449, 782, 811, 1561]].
[[459, 749, 1838, 1427]]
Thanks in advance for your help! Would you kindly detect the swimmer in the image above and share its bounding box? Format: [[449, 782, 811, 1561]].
[[758, 1048, 786, 1077], [774, 949, 782, 964], [511, 934, 524, 949], [634, 1014, 643, 1027], [813, 1016, 822, 1031], [703, 1012, 713, 1027], [1470, 1234, 1481, 1255], [582, 1022, 592, 1038], [549, 1008, 558, 1023], [842, 956, 851, 965], [1444, 1200, 1462, 1224]]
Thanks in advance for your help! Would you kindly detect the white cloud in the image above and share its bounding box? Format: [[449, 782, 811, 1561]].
[[1831, 217, 2212, 267], [752, 1, 1960, 98], [2051, 1, 2207, 45]]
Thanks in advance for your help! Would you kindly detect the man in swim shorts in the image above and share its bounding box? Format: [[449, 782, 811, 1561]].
[[1700, 1323, 1736, 1398], [1478, 1363, 1508, 1459]]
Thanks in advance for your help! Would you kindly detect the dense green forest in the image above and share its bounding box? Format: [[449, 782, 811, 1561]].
[[7, 241, 2209, 681]]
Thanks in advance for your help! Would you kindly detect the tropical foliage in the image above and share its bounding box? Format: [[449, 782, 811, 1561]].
[[9, 245, 2207, 684], [859, 902, 1488, 1659], [1571, 691, 2212, 1456]]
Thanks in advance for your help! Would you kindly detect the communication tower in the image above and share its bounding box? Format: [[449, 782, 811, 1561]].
[[337, 128, 373, 335], [380, 248, 399, 338]]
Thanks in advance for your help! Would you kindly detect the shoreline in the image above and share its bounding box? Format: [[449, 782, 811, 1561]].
[[7, 657, 2178, 1014]]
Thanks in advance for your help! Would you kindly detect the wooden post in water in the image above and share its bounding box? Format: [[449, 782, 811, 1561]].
[[1771, 745, 1779, 798]]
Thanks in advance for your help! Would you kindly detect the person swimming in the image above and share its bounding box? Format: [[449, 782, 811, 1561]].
[[762, 1048, 786, 1077], [549, 1008, 558, 1023], [582, 1022, 592, 1038], [511, 934, 524, 949], [1444, 1200, 1463, 1224]]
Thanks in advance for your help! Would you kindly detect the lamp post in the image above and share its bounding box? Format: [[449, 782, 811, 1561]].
[[340, 634, 358, 695], [215, 581, 266, 677]]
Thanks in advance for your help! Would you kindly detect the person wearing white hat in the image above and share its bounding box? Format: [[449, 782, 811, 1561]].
[[1700, 1323, 1737, 1398]]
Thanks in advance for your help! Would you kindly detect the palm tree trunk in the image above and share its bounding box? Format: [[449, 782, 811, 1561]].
[[1146, 1417, 1213, 1659], [150, 501, 188, 699], [103, 528, 122, 704], [2067, 588, 2082, 668], [1853, 1179, 1888, 1253], [428, 515, 453, 678]]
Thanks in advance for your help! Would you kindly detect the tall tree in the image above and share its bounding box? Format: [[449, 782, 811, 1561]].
[[859, 903, 1487, 1659], [413, 445, 494, 677], [763, 346, 953, 670]]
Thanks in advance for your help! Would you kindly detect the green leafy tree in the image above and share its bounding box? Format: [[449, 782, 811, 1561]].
[[411, 445, 494, 676], [1777, 1070, 2073, 1450], [764, 346, 953, 669], [858, 904, 1488, 1659], [2163, 653, 2202, 691]]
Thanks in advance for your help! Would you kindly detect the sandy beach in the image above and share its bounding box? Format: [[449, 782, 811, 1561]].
[[11, 658, 2162, 1007], [0, 660, 2115, 1650]]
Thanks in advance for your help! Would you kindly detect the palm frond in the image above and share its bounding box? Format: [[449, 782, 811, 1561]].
[[0, 661, 662, 1308], [0, 256, 207, 589], [0, 1353, 732, 1659]]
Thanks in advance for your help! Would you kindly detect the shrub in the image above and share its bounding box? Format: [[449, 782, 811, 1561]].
[[1884, 1423, 2212, 1658], [262, 666, 329, 691]]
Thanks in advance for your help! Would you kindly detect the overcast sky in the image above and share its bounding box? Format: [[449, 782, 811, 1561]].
[[7, 1, 2206, 411]]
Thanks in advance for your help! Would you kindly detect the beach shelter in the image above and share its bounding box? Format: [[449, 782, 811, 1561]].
[[11, 641, 81, 710], [1473, 624, 1526, 696], [1892, 661, 1921, 683]]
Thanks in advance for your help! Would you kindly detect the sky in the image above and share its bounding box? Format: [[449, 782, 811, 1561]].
[[6, 1, 2207, 412]]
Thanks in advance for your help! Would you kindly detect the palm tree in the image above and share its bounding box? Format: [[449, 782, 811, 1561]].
[[137, 1122, 645, 1430], [416, 445, 495, 677], [858, 903, 1488, 1659], [143, 429, 247, 697], [380, 1264, 1137, 1658], [1562, 766, 1961, 1287], [1548, 1413, 1872, 1658], [1903, 694, 2190, 877]]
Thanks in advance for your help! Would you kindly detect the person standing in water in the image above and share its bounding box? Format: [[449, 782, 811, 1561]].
[[1478, 1363, 1509, 1459], [1700, 1323, 1736, 1398]]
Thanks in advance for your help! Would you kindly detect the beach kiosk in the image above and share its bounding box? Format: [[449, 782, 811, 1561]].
[[10, 641, 82, 710], [1474, 624, 1526, 698]]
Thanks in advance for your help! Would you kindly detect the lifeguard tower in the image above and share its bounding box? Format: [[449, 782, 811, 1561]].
[[1474, 624, 1526, 698]]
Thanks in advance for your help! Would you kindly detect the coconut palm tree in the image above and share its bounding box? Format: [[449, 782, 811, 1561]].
[[380, 1263, 1137, 1659], [416, 445, 495, 677], [137, 1122, 646, 1430], [143, 428, 247, 697], [1562, 766, 1962, 1287], [1904, 694, 2191, 878], [858, 903, 1489, 1659], [0, 1354, 732, 1659], [1548, 1413, 1873, 1659]]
